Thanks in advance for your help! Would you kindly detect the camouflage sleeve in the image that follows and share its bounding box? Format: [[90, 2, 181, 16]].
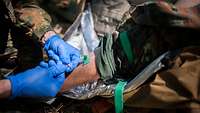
[[0, 0, 16, 23], [130, 0, 200, 28], [91, 0, 130, 36], [14, 1, 52, 41]]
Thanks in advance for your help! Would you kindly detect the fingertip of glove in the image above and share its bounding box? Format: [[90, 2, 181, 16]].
[[44, 34, 61, 50], [60, 57, 70, 65], [65, 65, 72, 73], [40, 61, 48, 68], [57, 73, 65, 80]]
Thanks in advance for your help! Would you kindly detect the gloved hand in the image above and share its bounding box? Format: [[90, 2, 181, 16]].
[[7, 60, 66, 99], [44, 35, 80, 72]]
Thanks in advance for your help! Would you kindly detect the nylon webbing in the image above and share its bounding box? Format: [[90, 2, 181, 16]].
[[114, 81, 127, 113], [119, 31, 134, 63]]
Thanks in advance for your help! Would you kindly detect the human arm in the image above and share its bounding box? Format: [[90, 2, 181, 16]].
[[0, 80, 11, 99], [4, 60, 66, 99], [60, 52, 100, 92]]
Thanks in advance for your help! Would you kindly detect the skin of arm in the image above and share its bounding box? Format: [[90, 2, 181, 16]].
[[43, 31, 100, 92], [60, 52, 100, 92], [0, 80, 11, 99]]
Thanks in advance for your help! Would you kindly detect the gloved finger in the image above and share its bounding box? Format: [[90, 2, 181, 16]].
[[48, 60, 56, 67], [66, 57, 80, 73], [69, 54, 81, 70], [57, 46, 70, 65], [65, 64, 72, 73], [50, 63, 67, 77], [55, 60, 69, 73], [47, 50, 60, 62], [44, 40, 51, 51], [54, 73, 65, 84], [44, 35, 59, 51], [56, 60, 63, 65], [39, 61, 48, 68]]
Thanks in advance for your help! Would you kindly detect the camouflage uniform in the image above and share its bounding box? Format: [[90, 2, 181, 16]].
[[0, 0, 16, 54], [38, 0, 85, 35], [95, 0, 200, 83], [0, 0, 52, 72], [91, 0, 131, 36]]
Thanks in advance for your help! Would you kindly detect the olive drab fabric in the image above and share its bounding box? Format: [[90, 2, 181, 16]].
[[95, 34, 116, 82]]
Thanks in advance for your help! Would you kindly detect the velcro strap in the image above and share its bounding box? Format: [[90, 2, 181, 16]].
[[119, 31, 135, 63], [114, 81, 127, 113]]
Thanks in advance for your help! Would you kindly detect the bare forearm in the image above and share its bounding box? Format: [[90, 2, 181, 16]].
[[0, 80, 11, 99], [60, 53, 100, 92]]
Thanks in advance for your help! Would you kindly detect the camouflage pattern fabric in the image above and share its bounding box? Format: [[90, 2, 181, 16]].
[[0, 0, 16, 23], [0, 0, 16, 54], [0, 0, 52, 72], [41, 0, 85, 23], [91, 0, 131, 36], [13, 0, 53, 71], [13, 0, 52, 40], [95, 0, 200, 82], [130, 0, 200, 28], [38, 0, 86, 35]]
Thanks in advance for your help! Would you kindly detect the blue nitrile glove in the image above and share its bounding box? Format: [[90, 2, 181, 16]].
[[7, 60, 67, 99], [44, 35, 80, 72]]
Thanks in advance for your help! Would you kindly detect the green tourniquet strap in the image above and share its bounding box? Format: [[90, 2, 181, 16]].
[[119, 31, 135, 63], [115, 81, 127, 113], [82, 55, 90, 64]]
